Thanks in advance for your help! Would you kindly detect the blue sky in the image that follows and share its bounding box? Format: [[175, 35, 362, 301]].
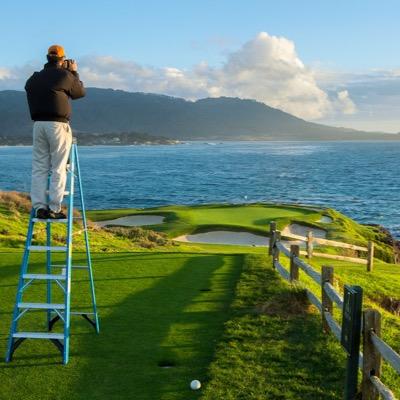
[[1, 0, 400, 131], [1, 0, 399, 69]]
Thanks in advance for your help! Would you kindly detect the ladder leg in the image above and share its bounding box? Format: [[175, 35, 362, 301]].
[[74, 144, 100, 333], [63, 144, 75, 365], [5, 210, 35, 362], [46, 221, 52, 330]]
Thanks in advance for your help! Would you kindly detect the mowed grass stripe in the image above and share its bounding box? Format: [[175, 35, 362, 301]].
[[202, 254, 346, 400], [0, 251, 243, 400]]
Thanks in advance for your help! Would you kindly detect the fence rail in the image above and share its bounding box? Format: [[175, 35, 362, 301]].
[[280, 227, 374, 271], [283, 231, 368, 252], [270, 222, 400, 400]]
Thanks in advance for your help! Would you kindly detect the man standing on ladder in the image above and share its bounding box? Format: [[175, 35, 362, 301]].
[[25, 44, 85, 219]]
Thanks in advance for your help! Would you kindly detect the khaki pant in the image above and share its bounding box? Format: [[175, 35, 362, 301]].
[[31, 121, 72, 212]]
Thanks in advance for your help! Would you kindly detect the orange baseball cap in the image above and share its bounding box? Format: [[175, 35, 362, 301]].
[[47, 45, 65, 58]]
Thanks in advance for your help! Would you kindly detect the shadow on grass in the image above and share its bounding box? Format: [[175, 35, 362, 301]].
[[202, 256, 346, 400], [69, 253, 243, 400]]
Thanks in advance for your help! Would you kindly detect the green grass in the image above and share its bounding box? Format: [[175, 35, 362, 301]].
[[87, 203, 322, 237], [276, 254, 400, 398], [87, 203, 395, 262], [0, 250, 243, 400], [202, 254, 346, 399], [1, 195, 400, 398]]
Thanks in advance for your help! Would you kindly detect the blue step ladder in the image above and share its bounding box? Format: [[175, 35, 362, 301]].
[[5, 138, 99, 365]]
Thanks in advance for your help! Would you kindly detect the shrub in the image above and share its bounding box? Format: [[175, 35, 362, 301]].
[[104, 226, 170, 248], [0, 191, 31, 212]]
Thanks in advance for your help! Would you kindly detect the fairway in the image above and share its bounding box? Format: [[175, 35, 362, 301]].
[[2, 200, 400, 399], [0, 250, 243, 400]]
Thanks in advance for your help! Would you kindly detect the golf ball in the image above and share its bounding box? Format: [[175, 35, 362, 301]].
[[190, 380, 201, 390]]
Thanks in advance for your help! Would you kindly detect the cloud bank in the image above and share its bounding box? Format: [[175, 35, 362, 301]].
[[8, 31, 400, 130]]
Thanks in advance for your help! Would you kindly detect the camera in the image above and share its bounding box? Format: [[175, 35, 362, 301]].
[[62, 59, 75, 71]]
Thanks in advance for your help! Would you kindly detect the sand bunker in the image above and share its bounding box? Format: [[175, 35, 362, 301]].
[[282, 223, 326, 239], [96, 215, 165, 227], [319, 215, 333, 223], [174, 231, 268, 246]]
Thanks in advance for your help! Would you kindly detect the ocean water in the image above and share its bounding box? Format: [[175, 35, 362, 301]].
[[1, 141, 400, 237]]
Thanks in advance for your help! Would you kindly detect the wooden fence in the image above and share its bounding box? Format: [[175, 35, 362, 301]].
[[270, 222, 400, 399], [270, 222, 375, 272]]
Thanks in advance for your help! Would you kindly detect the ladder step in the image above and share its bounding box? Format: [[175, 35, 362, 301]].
[[45, 190, 70, 195], [23, 273, 65, 280], [13, 332, 64, 340], [28, 246, 67, 252], [32, 218, 68, 223], [18, 302, 65, 310]]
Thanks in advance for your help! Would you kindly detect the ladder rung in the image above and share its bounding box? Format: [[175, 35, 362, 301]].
[[29, 246, 67, 252], [32, 218, 68, 223], [13, 332, 64, 340], [23, 273, 65, 280], [45, 190, 69, 195], [18, 302, 65, 310]]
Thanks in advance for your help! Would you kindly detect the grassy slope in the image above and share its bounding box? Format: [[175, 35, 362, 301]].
[[0, 250, 244, 400], [1, 199, 400, 398], [88, 203, 400, 396], [202, 254, 346, 400], [277, 255, 400, 397]]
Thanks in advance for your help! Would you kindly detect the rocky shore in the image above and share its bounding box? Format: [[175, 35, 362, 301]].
[[0, 131, 180, 146]]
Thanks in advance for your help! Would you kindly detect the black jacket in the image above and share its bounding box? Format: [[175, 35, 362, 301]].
[[25, 62, 85, 123]]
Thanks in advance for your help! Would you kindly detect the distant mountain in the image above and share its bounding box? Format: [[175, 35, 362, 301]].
[[0, 88, 398, 141]]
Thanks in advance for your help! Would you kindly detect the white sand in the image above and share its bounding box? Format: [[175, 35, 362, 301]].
[[281, 223, 326, 239], [319, 215, 333, 224], [96, 215, 165, 227], [174, 231, 268, 247]]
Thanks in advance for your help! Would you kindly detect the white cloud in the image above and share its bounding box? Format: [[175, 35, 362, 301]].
[[0, 67, 12, 80], [316, 69, 400, 132], [75, 32, 333, 120], [336, 90, 357, 115]]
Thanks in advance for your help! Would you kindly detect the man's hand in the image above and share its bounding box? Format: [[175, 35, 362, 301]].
[[69, 60, 78, 72]]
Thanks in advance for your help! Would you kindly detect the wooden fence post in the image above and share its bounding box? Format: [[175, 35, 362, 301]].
[[362, 309, 382, 400], [321, 265, 334, 333], [269, 221, 276, 255], [272, 232, 281, 269], [367, 241, 374, 272], [306, 230, 314, 259], [290, 244, 300, 282]]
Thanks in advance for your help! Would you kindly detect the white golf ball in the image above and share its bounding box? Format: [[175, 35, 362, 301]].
[[190, 380, 201, 390]]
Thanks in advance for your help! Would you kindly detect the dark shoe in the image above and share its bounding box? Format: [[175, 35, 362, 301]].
[[35, 208, 50, 219], [48, 210, 67, 219]]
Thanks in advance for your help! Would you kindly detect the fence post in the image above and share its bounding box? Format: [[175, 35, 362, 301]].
[[272, 232, 281, 269], [306, 230, 314, 259], [321, 265, 334, 333], [367, 241, 374, 272], [290, 244, 300, 282], [362, 309, 382, 400], [269, 221, 276, 255]]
